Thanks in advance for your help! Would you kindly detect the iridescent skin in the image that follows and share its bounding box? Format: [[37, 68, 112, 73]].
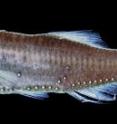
[[0, 31, 117, 93]]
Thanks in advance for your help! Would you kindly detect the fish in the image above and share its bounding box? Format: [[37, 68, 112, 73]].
[[0, 29, 117, 103]]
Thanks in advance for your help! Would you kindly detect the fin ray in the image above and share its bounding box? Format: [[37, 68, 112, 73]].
[[0, 70, 17, 87], [68, 82, 117, 103], [16, 90, 48, 100], [46, 30, 107, 48]]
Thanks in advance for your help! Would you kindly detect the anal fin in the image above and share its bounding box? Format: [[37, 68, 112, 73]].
[[68, 82, 117, 103], [16, 90, 48, 100]]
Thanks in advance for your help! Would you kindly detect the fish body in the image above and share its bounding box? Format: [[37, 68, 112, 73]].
[[0, 30, 117, 103]]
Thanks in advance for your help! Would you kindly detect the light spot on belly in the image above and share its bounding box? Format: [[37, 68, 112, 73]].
[[65, 65, 71, 70], [0, 87, 4, 92], [17, 72, 22, 77], [94, 80, 97, 84], [111, 77, 114, 81], [63, 76, 67, 80], [57, 80, 61, 84], [77, 82, 80, 85], [99, 79, 102, 83], [34, 86, 38, 90], [72, 83, 75, 87], [48, 86, 52, 89], [0, 87, 14, 93], [105, 78, 109, 82], [88, 81, 92, 84], [26, 87, 31, 91], [83, 81, 86, 85], [41, 86, 45, 89], [55, 87, 58, 90]]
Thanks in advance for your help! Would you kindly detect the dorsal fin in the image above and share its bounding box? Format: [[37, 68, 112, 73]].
[[46, 30, 107, 48]]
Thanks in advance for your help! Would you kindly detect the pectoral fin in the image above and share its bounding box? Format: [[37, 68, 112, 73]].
[[0, 70, 17, 87]]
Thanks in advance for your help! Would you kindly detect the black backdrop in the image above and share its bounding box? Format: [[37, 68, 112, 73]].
[[0, 2, 117, 120]]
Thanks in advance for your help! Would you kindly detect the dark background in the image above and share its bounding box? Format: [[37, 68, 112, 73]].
[[0, 1, 117, 120]]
